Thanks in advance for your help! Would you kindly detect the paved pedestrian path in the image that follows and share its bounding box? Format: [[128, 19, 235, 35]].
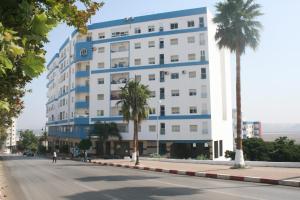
[[91, 158, 300, 187]]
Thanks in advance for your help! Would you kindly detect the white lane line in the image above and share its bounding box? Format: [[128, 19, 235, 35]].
[[150, 179, 266, 200]]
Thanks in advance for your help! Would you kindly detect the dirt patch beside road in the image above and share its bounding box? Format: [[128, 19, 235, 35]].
[[0, 159, 9, 200]]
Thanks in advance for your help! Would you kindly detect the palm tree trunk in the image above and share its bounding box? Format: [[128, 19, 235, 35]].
[[234, 48, 245, 168], [134, 119, 139, 165], [132, 119, 137, 161]]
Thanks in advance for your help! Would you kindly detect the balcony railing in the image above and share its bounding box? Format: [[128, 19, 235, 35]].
[[75, 101, 89, 109], [75, 85, 89, 93]]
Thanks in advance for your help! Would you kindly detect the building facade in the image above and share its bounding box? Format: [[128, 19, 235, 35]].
[[46, 7, 233, 160], [4, 119, 17, 153], [242, 121, 263, 139]]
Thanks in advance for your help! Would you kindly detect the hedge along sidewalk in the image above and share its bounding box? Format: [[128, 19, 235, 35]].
[[91, 159, 300, 188]]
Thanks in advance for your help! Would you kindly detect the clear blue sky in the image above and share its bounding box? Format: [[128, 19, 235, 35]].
[[17, 0, 300, 129]]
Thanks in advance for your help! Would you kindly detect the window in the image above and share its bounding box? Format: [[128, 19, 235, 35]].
[[171, 55, 179, 62], [148, 41, 155, 48], [160, 105, 165, 116], [188, 20, 195, 27], [199, 17, 205, 28], [170, 23, 178, 29], [148, 57, 155, 64], [190, 125, 198, 132], [134, 43, 141, 49], [159, 39, 164, 49], [171, 90, 179, 97], [117, 123, 128, 133], [148, 74, 155, 81], [160, 123, 165, 135], [148, 25, 155, 32], [202, 121, 208, 134], [160, 54, 164, 64], [171, 73, 179, 79], [170, 38, 178, 45], [171, 107, 180, 114], [201, 85, 207, 98], [134, 58, 141, 65], [112, 31, 128, 38], [200, 50, 206, 61], [149, 125, 156, 132], [160, 88, 165, 99], [97, 62, 104, 68], [172, 125, 180, 132], [189, 106, 197, 114], [219, 140, 223, 157], [97, 94, 104, 100], [134, 58, 141, 66], [200, 33, 205, 45], [188, 36, 195, 43], [135, 75, 141, 82], [189, 89, 197, 96], [80, 48, 87, 56], [97, 110, 104, 116], [159, 26, 164, 32], [134, 27, 141, 34], [149, 108, 156, 114], [98, 47, 105, 53], [189, 71, 196, 78], [98, 32, 105, 39], [201, 103, 208, 114], [98, 78, 104, 84], [201, 68, 207, 79], [188, 53, 196, 61], [150, 91, 156, 98]]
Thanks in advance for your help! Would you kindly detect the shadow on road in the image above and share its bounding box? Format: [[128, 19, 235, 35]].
[[64, 186, 200, 200], [76, 175, 160, 182]]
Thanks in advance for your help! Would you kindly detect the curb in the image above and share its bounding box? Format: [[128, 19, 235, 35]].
[[91, 161, 300, 188]]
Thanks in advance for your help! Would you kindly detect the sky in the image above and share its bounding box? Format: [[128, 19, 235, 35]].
[[17, 0, 300, 130]]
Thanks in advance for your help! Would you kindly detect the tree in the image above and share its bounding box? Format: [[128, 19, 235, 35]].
[[0, 0, 103, 139], [242, 138, 270, 161], [213, 0, 263, 168], [89, 122, 122, 155], [117, 80, 151, 165], [78, 139, 92, 151], [19, 130, 38, 152]]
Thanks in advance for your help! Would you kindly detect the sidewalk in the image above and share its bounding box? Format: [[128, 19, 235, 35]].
[[91, 158, 300, 187]]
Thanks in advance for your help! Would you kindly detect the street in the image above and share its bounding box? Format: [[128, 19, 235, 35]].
[[1, 155, 300, 200]]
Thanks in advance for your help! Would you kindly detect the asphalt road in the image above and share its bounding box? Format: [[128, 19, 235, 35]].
[[2, 155, 300, 200]]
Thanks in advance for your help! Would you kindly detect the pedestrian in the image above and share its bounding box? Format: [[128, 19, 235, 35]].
[[84, 150, 87, 162], [53, 151, 57, 163]]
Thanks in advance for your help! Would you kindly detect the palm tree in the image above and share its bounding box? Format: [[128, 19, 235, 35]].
[[89, 122, 121, 155], [117, 80, 151, 165], [213, 0, 263, 168]]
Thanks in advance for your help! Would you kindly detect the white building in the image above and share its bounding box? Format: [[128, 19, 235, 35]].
[[4, 119, 17, 153], [242, 121, 262, 139], [46, 7, 233, 160]]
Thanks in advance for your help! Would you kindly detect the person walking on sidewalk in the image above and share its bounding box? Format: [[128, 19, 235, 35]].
[[53, 151, 57, 163]]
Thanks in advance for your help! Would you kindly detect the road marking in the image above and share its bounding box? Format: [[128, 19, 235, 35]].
[[150, 179, 266, 200]]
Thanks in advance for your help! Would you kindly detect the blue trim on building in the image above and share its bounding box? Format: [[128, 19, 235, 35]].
[[91, 61, 208, 74], [159, 140, 210, 144], [46, 88, 76, 105], [47, 79, 54, 88], [75, 85, 89, 93], [91, 114, 211, 122], [59, 38, 70, 51], [75, 71, 90, 78], [74, 117, 89, 125], [47, 53, 59, 69], [88, 7, 207, 30], [74, 42, 93, 62], [75, 101, 89, 109]]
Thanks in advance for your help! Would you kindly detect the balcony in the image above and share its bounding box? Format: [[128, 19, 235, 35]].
[[74, 116, 89, 125], [111, 41, 129, 53], [75, 85, 89, 93], [75, 101, 89, 109], [111, 73, 129, 84], [75, 71, 89, 78], [110, 90, 121, 100], [111, 57, 129, 69]]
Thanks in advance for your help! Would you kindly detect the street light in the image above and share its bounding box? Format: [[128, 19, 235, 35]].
[[156, 100, 161, 155]]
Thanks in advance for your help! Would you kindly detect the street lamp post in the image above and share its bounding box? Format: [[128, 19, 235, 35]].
[[156, 100, 161, 155]]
